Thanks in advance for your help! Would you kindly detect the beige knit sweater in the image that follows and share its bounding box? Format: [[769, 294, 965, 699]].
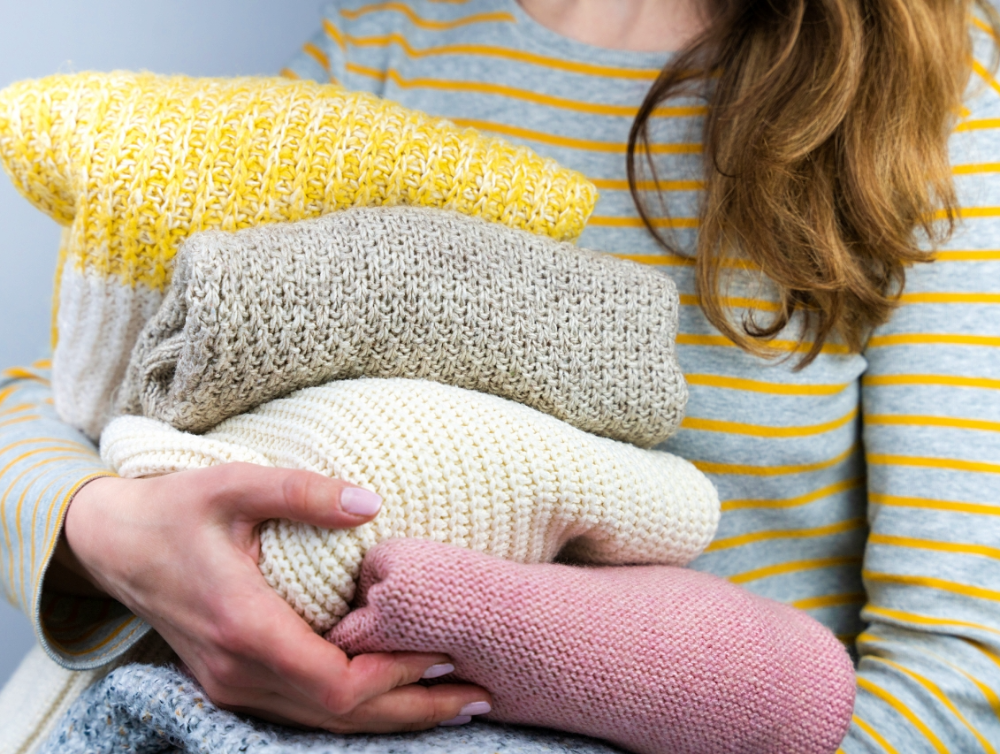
[[103, 378, 719, 633], [116, 206, 686, 447]]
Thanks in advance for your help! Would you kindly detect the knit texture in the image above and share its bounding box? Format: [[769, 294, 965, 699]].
[[0, 634, 177, 754], [37, 662, 622, 754], [118, 205, 685, 445], [0, 71, 597, 437], [329, 539, 857, 754], [101, 378, 719, 633]]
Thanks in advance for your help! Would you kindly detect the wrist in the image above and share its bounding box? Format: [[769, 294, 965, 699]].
[[59, 475, 123, 598]]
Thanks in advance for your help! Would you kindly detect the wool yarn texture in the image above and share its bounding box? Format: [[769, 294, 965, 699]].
[[100, 378, 720, 634], [0, 72, 596, 438], [118, 205, 686, 445], [329, 539, 857, 754]]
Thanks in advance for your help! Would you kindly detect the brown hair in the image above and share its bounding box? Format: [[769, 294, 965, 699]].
[[628, 0, 1000, 364]]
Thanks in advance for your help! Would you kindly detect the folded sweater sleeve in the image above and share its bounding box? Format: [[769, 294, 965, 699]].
[[0, 362, 148, 670]]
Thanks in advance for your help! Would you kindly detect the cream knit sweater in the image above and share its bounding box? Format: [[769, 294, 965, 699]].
[[116, 206, 686, 446], [102, 378, 719, 633]]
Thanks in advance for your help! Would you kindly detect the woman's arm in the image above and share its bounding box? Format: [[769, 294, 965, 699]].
[[842, 252, 1000, 750], [0, 362, 492, 730], [0, 362, 123, 666]]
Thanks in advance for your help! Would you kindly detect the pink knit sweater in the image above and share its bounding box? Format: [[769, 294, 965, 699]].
[[329, 539, 856, 754]]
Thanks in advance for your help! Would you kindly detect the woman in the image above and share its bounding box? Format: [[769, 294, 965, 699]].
[[2, 0, 999, 750]]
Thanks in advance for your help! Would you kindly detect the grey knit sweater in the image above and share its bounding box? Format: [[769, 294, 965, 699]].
[[116, 205, 686, 446]]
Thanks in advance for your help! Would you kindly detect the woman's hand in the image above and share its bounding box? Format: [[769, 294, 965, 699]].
[[58, 464, 492, 732]]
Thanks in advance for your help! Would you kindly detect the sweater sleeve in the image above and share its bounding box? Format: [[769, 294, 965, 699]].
[[840, 43, 1000, 752], [0, 362, 149, 670]]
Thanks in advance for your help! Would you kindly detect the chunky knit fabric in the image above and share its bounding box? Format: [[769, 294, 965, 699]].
[[34, 661, 621, 754], [329, 538, 857, 754], [0, 72, 597, 438], [0, 635, 176, 754], [102, 378, 719, 633], [118, 205, 685, 445]]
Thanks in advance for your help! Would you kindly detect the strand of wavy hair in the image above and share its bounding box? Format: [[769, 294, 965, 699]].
[[628, 0, 1000, 365]]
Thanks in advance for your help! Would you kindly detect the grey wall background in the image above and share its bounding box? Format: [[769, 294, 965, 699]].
[[0, 0, 323, 687]]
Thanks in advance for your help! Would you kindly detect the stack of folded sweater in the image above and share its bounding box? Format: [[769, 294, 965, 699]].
[[0, 72, 855, 754]]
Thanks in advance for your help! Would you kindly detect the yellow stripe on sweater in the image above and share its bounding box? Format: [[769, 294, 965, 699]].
[[863, 374, 1000, 391], [590, 215, 700, 228], [13, 459, 93, 609], [0, 415, 40, 430], [955, 118, 1000, 132], [865, 414, 1000, 433], [868, 333, 1000, 348], [693, 443, 856, 477], [0, 368, 50, 384], [864, 571, 1000, 603], [705, 517, 866, 552], [590, 178, 704, 191], [302, 42, 331, 72], [861, 632, 1000, 725], [677, 334, 851, 354], [449, 117, 702, 154], [857, 677, 949, 754], [864, 605, 1000, 638], [340, 3, 515, 30], [869, 493, 1000, 516], [933, 249, 1000, 261], [323, 20, 664, 79], [972, 58, 1000, 97], [791, 591, 866, 610], [867, 655, 997, 754], [346, 65, 702, 118], [869, 533, 1000, 560], [954, 163, 1000, 175], [682, 407, 856, 438], [678, 294, 780, 312], [728, 555, 862, 584], [897, 292, 1000, 305], [610, 252, 694, 266], [0, 403, 32, 418], [867, 453, 1000, 475], [687, 374, 851, 395], [722, 477, 863, 512], [42, 615, 144, 656], [851, 714, 901, 754]]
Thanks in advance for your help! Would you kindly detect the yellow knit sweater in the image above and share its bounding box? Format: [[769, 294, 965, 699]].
[[0, 72, 597, 436]]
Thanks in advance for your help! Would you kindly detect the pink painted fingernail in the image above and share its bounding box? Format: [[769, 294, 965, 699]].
[[421, 663, 455, 679], [341, 487, 382, 516], [439, 715, 472, 727], [459, 701, 491, 716]]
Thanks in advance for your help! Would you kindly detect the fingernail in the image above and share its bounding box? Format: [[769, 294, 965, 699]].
[[439, 715, 472, 727], [421, 663, 455, 679], [459, 701, 491, 716], [341, 487, 382, 516]]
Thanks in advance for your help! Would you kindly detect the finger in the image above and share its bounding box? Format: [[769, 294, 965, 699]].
[[221, 681, 487, 734], [229, 682, 492, 734], [342, 682, 494, 734], [208, 463, 383, 528], [231, 584, 457, 715], [267, 620, 459, 714]]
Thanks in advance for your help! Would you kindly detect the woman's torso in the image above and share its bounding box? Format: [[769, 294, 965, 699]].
[[286, 0, 1000, 647]]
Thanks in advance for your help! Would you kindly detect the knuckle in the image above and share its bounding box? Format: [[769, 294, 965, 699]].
[[210, 463, 254, 500], [281, 471, 312, 514], [402, 718, 438, 733], [318, 686, 355, 717]]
